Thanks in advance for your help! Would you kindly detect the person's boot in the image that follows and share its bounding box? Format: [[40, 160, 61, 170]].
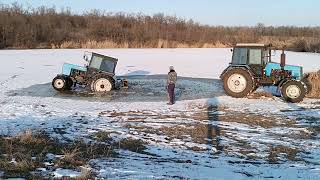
[[167, 102, 173, 105]]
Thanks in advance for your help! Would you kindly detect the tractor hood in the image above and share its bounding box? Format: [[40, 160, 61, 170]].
[[265, 62, 303, 80], [62, 63, 87, 76]]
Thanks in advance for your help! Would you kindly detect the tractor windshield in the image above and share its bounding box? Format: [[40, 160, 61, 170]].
[[89, 53, 118, 74], [232, 48, 247, 65], [232, 47, 270, 65]]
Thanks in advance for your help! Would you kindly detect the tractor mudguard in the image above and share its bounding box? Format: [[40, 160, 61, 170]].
[[278, 78, 290, 88], [220, 65, 255, 79], [62, 63, 87, 76]]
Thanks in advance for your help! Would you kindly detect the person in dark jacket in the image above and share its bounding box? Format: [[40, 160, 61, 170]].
[[167, 66, 177, 105]]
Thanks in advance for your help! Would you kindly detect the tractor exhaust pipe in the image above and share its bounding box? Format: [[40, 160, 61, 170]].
[[280, 49, 286, 70]]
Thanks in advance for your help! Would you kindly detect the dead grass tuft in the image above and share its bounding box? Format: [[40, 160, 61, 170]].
[[76, 167, 92, 180], [94, 131, 112, 142], [57, 147, 84, 168], [115, 138, 146, 153], [303, 71, 320, 98]]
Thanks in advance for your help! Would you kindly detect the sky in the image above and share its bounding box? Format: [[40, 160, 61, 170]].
[[1, 0, 319, 26]]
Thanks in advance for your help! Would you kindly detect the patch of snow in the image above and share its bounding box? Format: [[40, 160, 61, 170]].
[[45, 153, 56, 161], [53, 168, 81, 178], [36, 168, 47, 172]]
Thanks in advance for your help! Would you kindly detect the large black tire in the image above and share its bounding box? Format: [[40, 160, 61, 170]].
[[89, 74, 115, 92], [222, 68, 255, 98], [52, 76, 68, 91], [281, 80, 306, 103], [65, 77, 74, 90]]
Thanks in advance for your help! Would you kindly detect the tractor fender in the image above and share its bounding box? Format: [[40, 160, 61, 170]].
[[278, 78, 290, 88], [55, 74, 70, 79], [278, 78, 305, 88], [220, 66, 256, 81]]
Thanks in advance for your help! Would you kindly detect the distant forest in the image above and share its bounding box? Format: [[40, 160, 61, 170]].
[[1, 3, 320, 52]]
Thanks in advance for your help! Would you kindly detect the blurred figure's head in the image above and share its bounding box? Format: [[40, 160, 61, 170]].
[[169, 66, 174, 71]]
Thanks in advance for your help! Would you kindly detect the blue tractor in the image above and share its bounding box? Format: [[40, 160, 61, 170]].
[[52, 52, 127, 92], [220, 43, 307, 103]]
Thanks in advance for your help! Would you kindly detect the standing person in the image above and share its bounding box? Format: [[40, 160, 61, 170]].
[[167, 66, 177, 105]]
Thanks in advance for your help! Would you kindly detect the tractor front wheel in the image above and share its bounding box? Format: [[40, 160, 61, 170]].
[[281, 80, 306, 103], [52, 76, 68, 91], [222, 68, 255, 98], [90, 75, 114, 92]]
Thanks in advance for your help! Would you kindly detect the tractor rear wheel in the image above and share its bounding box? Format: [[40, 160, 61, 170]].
[[281, 80, 306, 103], [52, 76, 67, 91], [90, 74, 115, 92], [222, 68, 254, 98]]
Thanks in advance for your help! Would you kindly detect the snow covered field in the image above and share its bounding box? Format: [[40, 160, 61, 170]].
[[0, 48, 320, 179]]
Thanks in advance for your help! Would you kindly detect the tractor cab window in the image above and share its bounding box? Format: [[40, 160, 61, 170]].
[[89, 55, 117, 74], [90, 56, 104, 69], [262, 50, 269, 65], [100, 59, 116, 73], [232, 48, 247, 65], [249, 49, 262, 65]]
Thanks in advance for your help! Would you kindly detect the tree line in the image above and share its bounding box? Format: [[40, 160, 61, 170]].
[[1, 3, 320, 52]]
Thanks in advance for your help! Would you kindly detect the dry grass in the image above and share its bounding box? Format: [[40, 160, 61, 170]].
[[303, 71, 320, 98], [0, 130, 123, 178], [76, 168, 92, 180], [0, 130, 47, 178], [51, 37, 320, 50], [94, 131, 111, 142], [47, 37, 320, 51], [115, 138, 146, 154], [59, 40, 130, 49], [55, 39, 230, 49], [57, 147, 84, 168]]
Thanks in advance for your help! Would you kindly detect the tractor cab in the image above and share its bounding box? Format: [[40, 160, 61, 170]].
[[231, 43, 273, 76], [84, 52, 118, 75]]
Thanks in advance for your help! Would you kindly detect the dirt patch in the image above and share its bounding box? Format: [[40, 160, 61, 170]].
[[268, 145, 300, 163], [303, 71, 320, 98], [247, 92, 275, 100]]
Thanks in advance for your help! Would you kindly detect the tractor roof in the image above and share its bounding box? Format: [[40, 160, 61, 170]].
[[92, 52, 118, 62], [235, 43, 272, 48]]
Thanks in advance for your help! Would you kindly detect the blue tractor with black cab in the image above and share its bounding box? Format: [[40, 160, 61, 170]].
[[220, 43, 306, 103], [52, 52, 127, 92]]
